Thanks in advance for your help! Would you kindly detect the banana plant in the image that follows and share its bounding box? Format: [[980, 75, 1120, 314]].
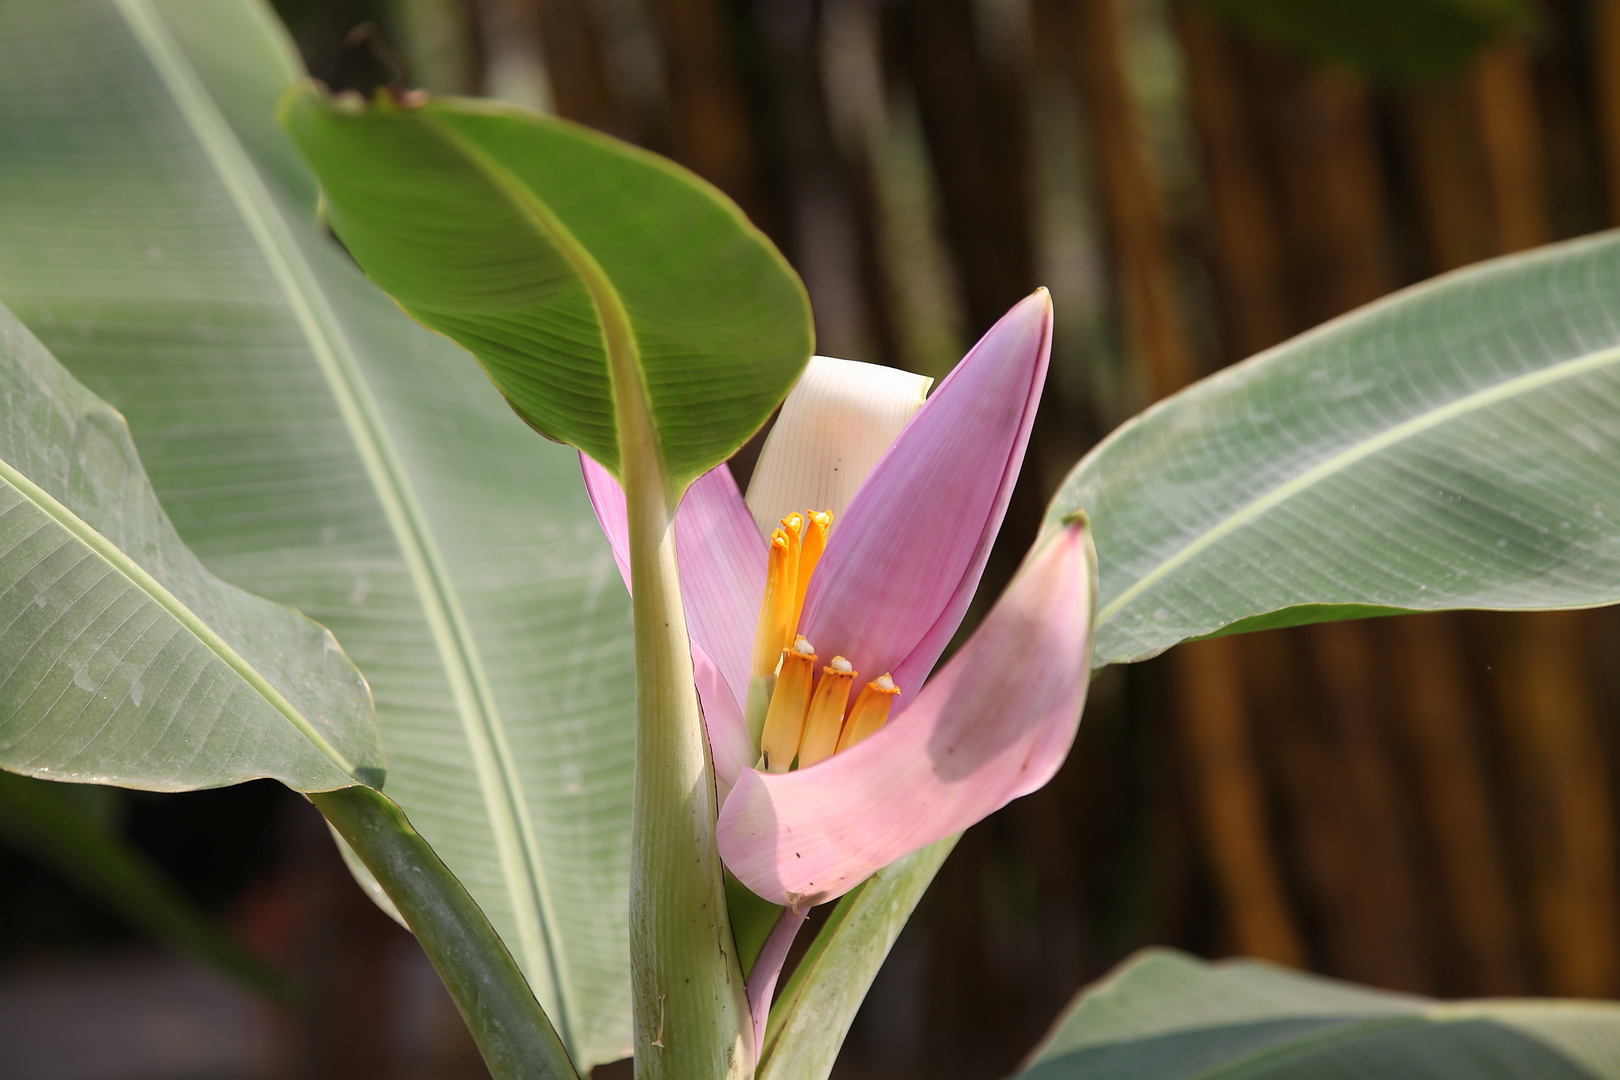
[[4, 2, 1620, 1079]]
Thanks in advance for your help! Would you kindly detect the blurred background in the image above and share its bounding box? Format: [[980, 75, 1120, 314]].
[[6, 0, 1620, 1077]]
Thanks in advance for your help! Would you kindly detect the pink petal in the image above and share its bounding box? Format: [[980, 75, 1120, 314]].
[[717, 517, 1095, 907], [580, 454, 767, 782], [695, 647, 754, 796], [580, 453, 632, 585], [744, 907, 808, 1063], [674, 466, 770, 718], [798, 290, 1052, 703]]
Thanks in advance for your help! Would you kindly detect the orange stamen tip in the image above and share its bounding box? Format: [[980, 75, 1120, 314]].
[[872, 673, 899, 694], [790, 635, 816, 658], [826, 655, 854, 676]]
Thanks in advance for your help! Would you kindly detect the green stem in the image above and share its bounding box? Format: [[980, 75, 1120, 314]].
[[312, 786, 579, 1080], [759, 836, 959, 1080], [624, 463, 751, 1078]]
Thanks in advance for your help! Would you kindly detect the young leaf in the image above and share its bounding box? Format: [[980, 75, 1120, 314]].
[[0, 302, 381, 791], [279, 85, 813, 496], [1051, 233, 1620, 666], [0, 1, 635, 1065], [1018, 948, 1620, 1079]]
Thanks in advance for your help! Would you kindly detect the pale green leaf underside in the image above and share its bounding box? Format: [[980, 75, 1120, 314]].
[[0, 0, 635, 1066], [1051, 233, 1620, 666], [1020, 949, 1620, 1079], [279, 87, 813, 490], [0, 303, 377, 791]]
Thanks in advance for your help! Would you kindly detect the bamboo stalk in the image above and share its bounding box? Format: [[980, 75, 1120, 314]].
[[1595, 0, 1620, 223], [1047, 0, 1303, 965], [1498, 612, 1620, 996], [643, 0, 761, 218], [1399, 86, 1497, 273], [1057, 0, 1196, 398], [533, 0, 622, 136], [1174, 5, 1291, 359], [1243, 630, 1366, 975], [1309, 621, 1433, 992], [1248, 55, 1392, 319], [1175, 636, 1305, 965], [882, 0, 1034, 331], [1473, 43, 1548, 253], [1385, 615, 1526, 993]]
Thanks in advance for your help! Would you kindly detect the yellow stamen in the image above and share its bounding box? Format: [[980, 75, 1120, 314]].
[[793, 510, 833, 626], [777, 513, 805, 650], [759, 636, 817, 772], [836, 673, 900, 753], [797, 656, 855, 768], [750, 528, 800, 678]]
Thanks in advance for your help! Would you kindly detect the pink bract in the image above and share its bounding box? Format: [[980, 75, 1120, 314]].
[[582, 290, 1095, 905]]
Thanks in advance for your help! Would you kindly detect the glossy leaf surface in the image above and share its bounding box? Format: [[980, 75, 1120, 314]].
[[1019, 949, 1620, 1079], [1052, 234, 1620, 666], [0, 303, 378, 791], [0, 1, 634, 1066], [281, 85, 812, 492]]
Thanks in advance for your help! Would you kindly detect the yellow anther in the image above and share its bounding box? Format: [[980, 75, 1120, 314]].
[[777, 513, 805, 650], [759, 636, 817, 772], [836, 673, 900, 753], [797, 656, 855, 768], [793, 510, 832, 627], [750, 528, 800, 677]]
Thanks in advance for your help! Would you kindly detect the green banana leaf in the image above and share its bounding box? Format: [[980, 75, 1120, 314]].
[[0, 771, 293, 1000], [1050, 233, 1620, 667], [0, 300, 379, 790], [1018, 948, 1620, 1079], [279, 84, 812, 493], [0, 0, 635, 1066]]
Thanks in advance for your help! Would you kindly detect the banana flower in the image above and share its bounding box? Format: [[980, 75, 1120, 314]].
[[581, 291, 1095, 1048]]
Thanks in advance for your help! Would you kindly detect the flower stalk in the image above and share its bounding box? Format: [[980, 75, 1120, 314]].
[[597, 238, 749, 1072], [624, 471, 750, 1078]]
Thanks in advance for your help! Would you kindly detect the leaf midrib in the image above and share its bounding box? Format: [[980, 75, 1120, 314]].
[[414, 108, 657, 490], [108, 0, 573, 1043], [1097, 341, 1620, 626], [0, 454, 356, 774]]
